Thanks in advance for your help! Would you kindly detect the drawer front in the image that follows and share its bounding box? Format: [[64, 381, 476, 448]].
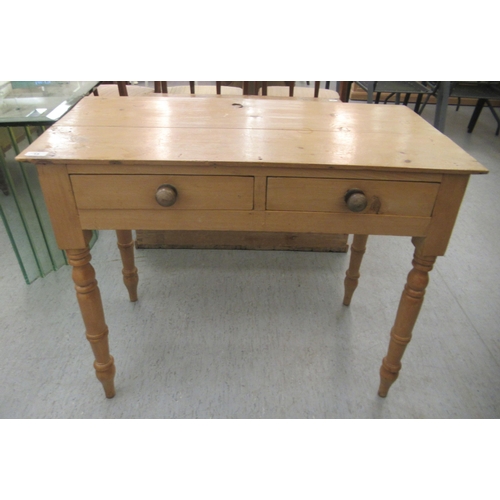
[[71, 175, 254, 210], [266, 177, 440, 217]]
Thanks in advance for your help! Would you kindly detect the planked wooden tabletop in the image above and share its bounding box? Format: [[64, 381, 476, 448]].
[[17, 96, 487, 175]]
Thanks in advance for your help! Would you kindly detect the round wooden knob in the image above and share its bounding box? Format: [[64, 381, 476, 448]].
[[345, 189, 367, 212], [155, 184, 178, 207]]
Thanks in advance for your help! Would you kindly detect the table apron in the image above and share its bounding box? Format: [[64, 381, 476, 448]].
[[77, 209, 431, 236]]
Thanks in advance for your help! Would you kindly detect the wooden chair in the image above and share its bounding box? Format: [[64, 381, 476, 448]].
[[153, 81, 245, 96], [257, 81, 340, 100], [95, 81, 248, 97], [93, 81, 155, 97]]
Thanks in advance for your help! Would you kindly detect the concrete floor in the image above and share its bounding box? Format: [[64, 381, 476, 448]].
[[0, 100, 499, 418]]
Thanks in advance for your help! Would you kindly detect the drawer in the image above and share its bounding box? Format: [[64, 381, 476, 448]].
[[71, 175, 254, 211], [266, 177, 440, 217]]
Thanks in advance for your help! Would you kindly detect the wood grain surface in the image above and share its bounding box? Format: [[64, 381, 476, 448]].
[[71, 174, 254, 210], [266, 177, 440, 216], [17, 96, 487, 174]]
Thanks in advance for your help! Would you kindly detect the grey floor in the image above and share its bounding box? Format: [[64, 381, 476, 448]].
[[1, 100, 499, 418]]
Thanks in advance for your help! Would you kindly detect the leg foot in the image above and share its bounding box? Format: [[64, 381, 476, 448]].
[[343, 234, 368, 306], [116, 230, 139, 302], [467, 98, 485, 133], [378, 358, 401, 397], [94, 356, 116, 398], [67, 233, 116, 399], [378, 240, 436, 397]]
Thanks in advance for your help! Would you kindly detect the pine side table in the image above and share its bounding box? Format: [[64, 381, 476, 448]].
[[17, 95, 488, 399]]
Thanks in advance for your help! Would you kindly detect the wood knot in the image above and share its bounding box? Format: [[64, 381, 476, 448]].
[[369, 196, 382, 214]]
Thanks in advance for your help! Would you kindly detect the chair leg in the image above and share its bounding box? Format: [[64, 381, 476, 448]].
[[403, 93, 411, 106], [414, 94, 423, 114], [417, 93, 432, 115], [338, 82, 352, 103], [384, 93, 395, 104], [485, 100, 500, 136], [468, 99, 486, 133]]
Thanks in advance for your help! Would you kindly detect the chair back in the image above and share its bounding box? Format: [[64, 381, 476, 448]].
[[152, 82, 248, 95], [260, 81, 322, 98], [256, 82, 339, 99]]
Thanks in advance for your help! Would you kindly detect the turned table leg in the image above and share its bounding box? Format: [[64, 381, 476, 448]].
[[378, 240, 436, 397], [343, 234, 368, 306], [116, 230, 139, 302], [67, 231, 116, 398]]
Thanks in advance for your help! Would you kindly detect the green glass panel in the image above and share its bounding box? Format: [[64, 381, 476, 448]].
[[0, 81, 100, 284]]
